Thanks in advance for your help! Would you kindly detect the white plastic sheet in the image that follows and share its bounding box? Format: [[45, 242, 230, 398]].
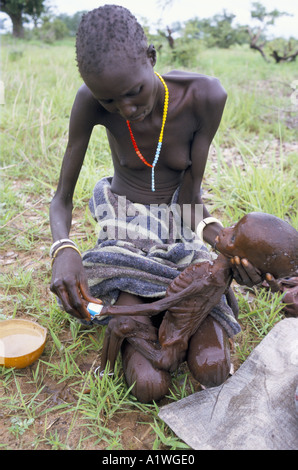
[[159, 318, 298, 450]]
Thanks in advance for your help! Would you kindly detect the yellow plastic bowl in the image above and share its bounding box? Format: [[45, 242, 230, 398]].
[[0, 319, 47, 369]]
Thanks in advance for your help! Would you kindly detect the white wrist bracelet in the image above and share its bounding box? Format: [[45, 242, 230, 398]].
[[50, 238, 77, 257], [196, 217, 223, 243]]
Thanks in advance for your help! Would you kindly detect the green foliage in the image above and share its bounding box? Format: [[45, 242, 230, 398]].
[[2, 2, 296, 57], [151, 418, 190, 449], [246, 2, 296, 63], [36, 17, 69, 43], [1, 37, 297, 450], [0, 0, 46, 37], [168, 37, 201, 68], [265, 37, 298, 62], [183, 12, 248, 49], [0, 0, 44, 17], [206, 141, 298, 226], [9, 416, 35, 438], [250, 1, 291, 25], [56, 11, 87, 37]]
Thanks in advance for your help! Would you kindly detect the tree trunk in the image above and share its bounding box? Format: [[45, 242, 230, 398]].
[[247, 26, 269, 63], [250, 43, 269, 62], [9, 13, 24, 38], [166, 27, 174, 49], [271, 49, 298, 63]]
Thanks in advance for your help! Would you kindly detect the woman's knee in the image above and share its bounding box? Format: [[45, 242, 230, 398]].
[[187, 316, 231, 388], [121, 342, 171, 403]]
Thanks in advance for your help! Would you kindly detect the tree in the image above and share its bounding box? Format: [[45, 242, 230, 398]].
[[158, 25, 176, 49], [247, 2, 291, 61], [268, 37, 298, 63], [0, 0, 45, 38], [56, 11, 86, 37], [38, 16, 69, 43], [182, 12, 247, 49]]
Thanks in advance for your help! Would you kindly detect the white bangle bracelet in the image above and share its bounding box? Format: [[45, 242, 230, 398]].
[[196, 217, 223, 243], [50, 238, 77, 258]]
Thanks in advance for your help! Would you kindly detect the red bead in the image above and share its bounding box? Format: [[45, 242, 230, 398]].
[[126, 73, 168, 188], [127, 120, 153, 168]]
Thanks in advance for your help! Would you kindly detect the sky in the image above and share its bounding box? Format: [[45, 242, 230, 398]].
[[1, 0, 298, 38], [49, 0, 298, 38]]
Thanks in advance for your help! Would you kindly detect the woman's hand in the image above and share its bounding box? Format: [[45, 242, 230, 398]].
[[230, 256, 274, 288], [262, 275, 298, 317], [50, 247, 101, 321]]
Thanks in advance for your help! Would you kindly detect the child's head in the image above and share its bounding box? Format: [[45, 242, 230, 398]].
[[76, 5, 149, 78], [215, 212, 298, 278]]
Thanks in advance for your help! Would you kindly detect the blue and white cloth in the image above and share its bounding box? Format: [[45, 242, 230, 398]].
[[81, 177, 241, 337]]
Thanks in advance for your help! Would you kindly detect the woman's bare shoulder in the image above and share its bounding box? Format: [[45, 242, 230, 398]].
[[71, 84, 106, 125], [165, 70, 226, 98], [73, 83, 100, 109]]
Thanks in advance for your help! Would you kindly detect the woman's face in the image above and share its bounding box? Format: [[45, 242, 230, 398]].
[[83, 54, 158, 122]]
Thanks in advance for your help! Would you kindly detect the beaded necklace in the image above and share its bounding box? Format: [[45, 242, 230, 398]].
[[126, 71, 169, 192]]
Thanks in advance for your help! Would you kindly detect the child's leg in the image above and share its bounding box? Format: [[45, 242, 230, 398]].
[[121, 340, 172, 403], [187, 316, 231, 387], [115, 292, 171, 403]]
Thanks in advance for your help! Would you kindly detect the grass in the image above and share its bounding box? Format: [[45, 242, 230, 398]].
[[0, 35, 297, 450]]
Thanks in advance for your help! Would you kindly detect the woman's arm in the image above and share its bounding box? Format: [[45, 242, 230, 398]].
[[50, 85, 103, 320]]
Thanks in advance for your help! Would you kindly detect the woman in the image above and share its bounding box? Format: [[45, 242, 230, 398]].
[[49, 5, 262, 402]]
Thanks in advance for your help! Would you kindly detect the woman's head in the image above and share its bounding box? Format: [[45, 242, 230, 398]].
[[76, 5, 150, 78], [75, 5, 158, 121], [215, 212, 298, 278]]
